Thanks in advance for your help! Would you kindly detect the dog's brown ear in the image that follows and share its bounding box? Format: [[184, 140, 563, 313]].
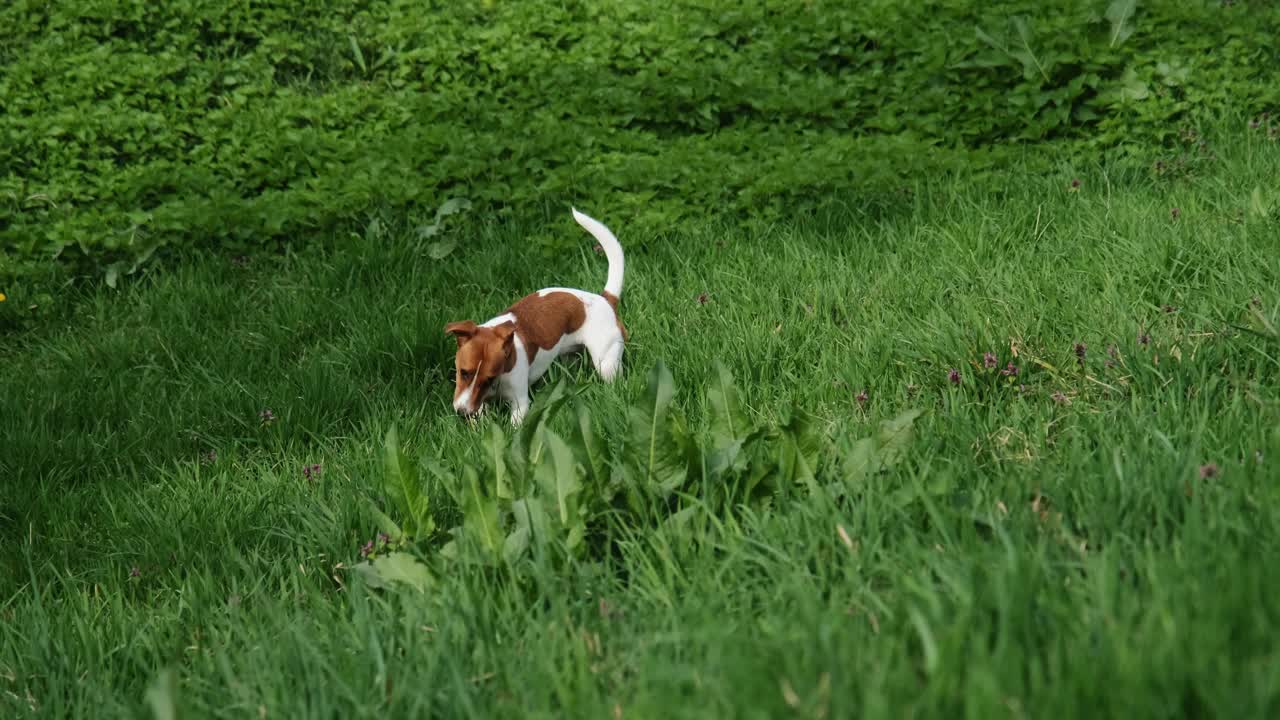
[[492, 321, 517, 352], [493, 322, 517, 369], [491, 321, 515, 342], [444, 320, 478, 347]]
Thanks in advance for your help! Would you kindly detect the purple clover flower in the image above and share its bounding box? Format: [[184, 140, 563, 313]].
[[983, 352, 998, 370], [1074, 342, 1087, 366], [259, 408, 276, 424], [303, 463, 322, 481], [360, 540, 375, 558], [948, 368, 961, 385], [129, 566, 141, 578], [1001, 362, 1019, 377], [855, 389, 868, 407]]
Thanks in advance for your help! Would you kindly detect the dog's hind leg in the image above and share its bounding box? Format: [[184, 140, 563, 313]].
[[587, 337, 624, 383]]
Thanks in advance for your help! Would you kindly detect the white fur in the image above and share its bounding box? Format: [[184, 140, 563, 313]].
[[464, 210, 626, 425], [482, 313, 516, 328], [573, 207, 624, 298], [452, 376, 477, 413]]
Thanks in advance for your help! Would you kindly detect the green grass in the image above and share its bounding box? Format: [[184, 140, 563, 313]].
[[3, 127, 1279, 718]]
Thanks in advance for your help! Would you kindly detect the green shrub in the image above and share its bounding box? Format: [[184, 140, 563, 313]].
[[1, 0, 1278, 308], [356, 361, 893, 583]]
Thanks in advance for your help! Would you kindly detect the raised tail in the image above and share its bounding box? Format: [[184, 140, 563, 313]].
[[571, 207, 624, 299]]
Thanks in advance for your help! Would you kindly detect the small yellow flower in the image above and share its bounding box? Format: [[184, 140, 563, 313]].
[[0, 292, 7, 302]]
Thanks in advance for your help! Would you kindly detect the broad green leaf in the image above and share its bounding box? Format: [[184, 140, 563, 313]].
[[706, 438, 746, 480], [778, 408, 822, 494], [743, 433, 781, 497], [1099, 67, 1149, 105], [876, 408, 925, 468], [146, 667, 178, 720], [842, 408, 924, 487], [1156, 61, 1189, 86], [382, 425, 432, 538], [352, 552, 432, 592], [382, 425, 408, 500], [503, 525, 530, 564], [974, 26, 1004, 53], [512, 379, 570, 463], [348, 35, 367, 73], [1010, 16, 1047, 82], [459, 465, 502, 560], [436, 197, 472, 216], [663, 505, 700, 539], [416, 199, 471, 244], [512, 497, 551, 559], [624, 361, 689, 495], [366, 502, 404, 540], [426, 239, 457, 259], [536, 427, 582, 527], [1106, 0, 1137, 48], [1120, 69, 1149, 101], [1249, 186, 1273, 220], [417, 221, 444, 239], [437, 459, 500, 565], [488, 423, 514, 499], [570, 404, 607, 488], [566, 522, 585, 552], [842, 436, 879, 483], [707, 362, 749, 451]]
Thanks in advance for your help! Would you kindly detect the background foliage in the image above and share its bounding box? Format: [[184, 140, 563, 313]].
[[5, 2, 1280, 716], [3, 113, 1278, 718], [2, 0, 1279, 320]]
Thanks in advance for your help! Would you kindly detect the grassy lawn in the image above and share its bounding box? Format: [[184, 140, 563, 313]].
[[3, 128, 1279, 718]]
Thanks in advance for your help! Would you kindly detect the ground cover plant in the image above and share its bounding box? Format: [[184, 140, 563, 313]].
[[4, 0, 1280, 717], [3, 121, 1279, 716], [2, 0, 1279, 320]]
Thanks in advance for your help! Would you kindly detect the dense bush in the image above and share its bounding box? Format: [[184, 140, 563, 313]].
[[358, 363, 914, 585], [1, 0, 1277, 300]]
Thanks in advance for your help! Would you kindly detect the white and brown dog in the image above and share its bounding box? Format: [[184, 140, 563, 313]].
[[444, 209, 628, 425]]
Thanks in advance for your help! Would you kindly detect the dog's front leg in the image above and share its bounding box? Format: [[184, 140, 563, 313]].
[[508, 384, 531, 427]]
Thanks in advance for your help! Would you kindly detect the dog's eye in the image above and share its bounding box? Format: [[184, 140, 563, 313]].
[[459, 369, 474, 381]]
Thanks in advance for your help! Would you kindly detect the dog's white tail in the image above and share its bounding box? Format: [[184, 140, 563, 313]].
[[571, 207, 624, 298]]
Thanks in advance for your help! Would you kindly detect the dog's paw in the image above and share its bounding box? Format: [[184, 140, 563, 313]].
[[597, 359, 622, 383]]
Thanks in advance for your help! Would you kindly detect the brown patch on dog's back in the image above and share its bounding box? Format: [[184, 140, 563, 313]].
[[602, 291, 628, 341], [507, 291, 587, 362]]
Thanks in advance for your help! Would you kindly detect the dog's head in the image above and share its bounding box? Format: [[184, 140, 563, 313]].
[[444, 320, 515, 417]]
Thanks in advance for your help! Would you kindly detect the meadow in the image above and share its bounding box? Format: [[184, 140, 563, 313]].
[[4, 128, 1279, 716], [3, 1, 1280, 718]]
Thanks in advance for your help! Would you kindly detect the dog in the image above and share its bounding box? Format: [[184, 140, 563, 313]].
[[444, 208, 627, 425]]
